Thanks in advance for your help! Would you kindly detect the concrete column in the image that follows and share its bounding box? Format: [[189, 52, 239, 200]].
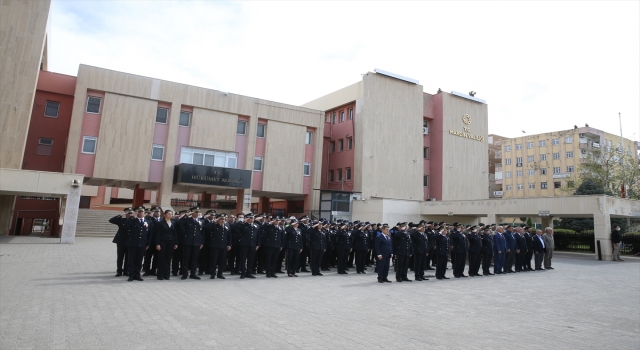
[[235, 189, 245, 214], [541, 216, 554, 230], [0, 195, 16, 236], [257, 196, 269, 215], [593, 213, 612, 261], [103, 186, 111, 204], [201, 192, 212, 208], [60, 185, 82, 244]]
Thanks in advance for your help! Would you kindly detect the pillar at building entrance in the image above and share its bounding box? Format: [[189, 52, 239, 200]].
[[132, 185, 145, 208], [541, 216, 554, 230], [594, 213, 612, 261]]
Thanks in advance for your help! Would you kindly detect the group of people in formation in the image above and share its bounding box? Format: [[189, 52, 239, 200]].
[[109, 206, 555, 283]]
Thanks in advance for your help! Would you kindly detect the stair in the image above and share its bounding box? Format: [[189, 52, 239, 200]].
[[75, 209, 121, 238]]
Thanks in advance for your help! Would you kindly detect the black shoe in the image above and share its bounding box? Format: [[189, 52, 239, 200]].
[[164, 277, 170, 280], [384, 279, 392, 283], [266, 275, 272, 278], [246, 274, 256, 279], [217, 275, 226, 279], [172, 272, 178, 276], [198, 271, 204, 275], [288, 274, 293, 277], [548, 267, 554, 270], [210, 275, 216, 279], [157, 276, 164, 280], [301, 269, 310, 273], [415, 277, 422, 281], [443, 276, 450, 279], [127, 277, 134, 282], [230, 272, 237, 276], [123, 271, 129, 276], [190, 275, 201, 280], [461, 275, 468, 278], [271, 274, 278, 278], [134, 276, 143, 281], [402, 278, 412, 282], [378, 280, 384, 283], [357, 272, 362, 274], [293, 274, 298, 277], [142, 272, 151, 276], [276, 270, 285, 273], [436, 277, 443, 280], [181, 275, 188, 280], [258, 271, 265, 274], [396, 279, 403, 282], [240, 274, 245, 279], [423, 278, 429, 281], [115, 272, 122, 277], [362, 271, 366, 274]]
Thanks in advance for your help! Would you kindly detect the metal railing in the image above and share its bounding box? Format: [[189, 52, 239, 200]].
[[554, 232, 595, 252]]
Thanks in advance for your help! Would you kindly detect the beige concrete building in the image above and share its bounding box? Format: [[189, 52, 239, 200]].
[[493, 127, 639, 199]]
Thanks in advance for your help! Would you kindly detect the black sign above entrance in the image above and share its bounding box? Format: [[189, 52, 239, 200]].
[[173, 164, 251, 189]]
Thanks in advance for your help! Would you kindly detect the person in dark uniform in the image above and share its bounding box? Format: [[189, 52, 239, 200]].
[[172, 209, 188, 276], [236, 213, 260, 279], [335, 222, 352, 274], [298, 216, 311, 273], [425, 222, 436, 270], [410, 223, 429, 281], [276, 218, 287, 273], [308, 221, 327, 276], [352, 223, 369, 274], [261, 217, 283, 278], [435, 227, 450, 280], [366, 224, 376, 267], [205, 214, 232, 279], [228, 213, 243, 275], [142, 206, 162, 276], [393, 223, 413, 282], [515, 226, 528, 272], [375, 224, 393, 283], [481, 228, 495, 276], [503, 225, 516, 273], [467, 225, 482, 277], [524, 226, 534, 271], [125, 206, 152, 281], [198, 210, 216, 275], [450, 223, 468, 278], [109, 207, 133, 277], [321, 222, 334, 271], [154, 209, 178, 280], [533, 229, 546, 270], [285, 219, 303, 277], [179, 207, 204, 280], [255, 214, 267, 274]]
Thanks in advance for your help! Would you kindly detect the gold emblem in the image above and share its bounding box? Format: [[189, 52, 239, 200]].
[[462, 114, 472, 125]]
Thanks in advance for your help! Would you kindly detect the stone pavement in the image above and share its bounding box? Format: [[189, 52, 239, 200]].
[[1, 236, 639, 350]]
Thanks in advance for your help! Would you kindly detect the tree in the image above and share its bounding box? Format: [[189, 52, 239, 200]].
[[574, 178, 606, 195]]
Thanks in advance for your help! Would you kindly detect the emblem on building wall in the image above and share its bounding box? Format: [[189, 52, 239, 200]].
[[462, 114, 472, 125]]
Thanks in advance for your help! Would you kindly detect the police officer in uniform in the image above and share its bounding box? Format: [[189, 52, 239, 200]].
[[205, 214, 231, 279], [524, 226, 534, 271], [228, 213, 244, 275], [410, 223, 429, 281], [109, 207, 133, 277], [236, 213, 260, 279], [198, 210, 216, 275], [285, 219, 302, 277], [481, 227, 494, 275], [308, 221, 327, 276], [298, 216, 311, 273], [450, 223, 468, 278], [435, 226, 450, 280], [142, 206, 162, 276], [467, 225, 483, 277], [335, 222, 352, 274], [261, 216, 283, 278], [393, 223, 413, 282], [352, 223, 369, 274], [425, 221, 437, 270], [180, 207, 204, 280], [276, 218, 287, 273], [154, 209, 178, 280], [125, 206, 152, 281], [172, 209, 188, 276], [515, 226, 528, 272]]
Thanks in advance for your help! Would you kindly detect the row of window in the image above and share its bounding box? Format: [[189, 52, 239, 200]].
[[504, 166, 574, 178], [504, 151, 574, 165], [504, 137, 573, 151], [326, 108, 354, 124], [328, 168, 352, 182], [330, 137, 353, 153], [505, 181, 568, 191]]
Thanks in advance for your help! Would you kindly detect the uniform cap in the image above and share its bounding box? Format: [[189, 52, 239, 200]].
[[205, 210, 216, 215], [124, 207, 133, 213], [189, 207, 201, 212], [178, 210, 188, 214], [245, 213, 254, 218], [135, 206, 146, 212]]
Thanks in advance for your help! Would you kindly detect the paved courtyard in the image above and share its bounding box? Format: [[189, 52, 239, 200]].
[[1, 236, 639, 350]]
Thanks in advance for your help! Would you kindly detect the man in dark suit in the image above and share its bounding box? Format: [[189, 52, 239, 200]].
[[298, 216, 311, 273], [514, 227, 528, 272], [481, 228, 494, 276], [179, 207, 204, 280], [533, 229, 546, 270], [335, 223, 352, 274], [198, 210, 216, 275], [493, 226, 506, 274], [450, 223, 468, 278], [425, 222, 437, 270], [503, 225, 516, 273], [228, 213, 243, 275], [285, 219, 303, 277], [204, 215, 232, 279], [393, 223, 413, 282], [467, 225, 482, 277], [153, 209, 177, 280], [524, 227, 535, 271], [236, 213, 260, 279], [171, 210, 188, 276], [142, 206, 162, 276], [308, 222, 327, 276], [435, 227, 450, 279], [375, 224, 393, 283], [261, 217, 284, 278], [410, 223, 428, 281], [109, 207, 133, 277], [352, 224, 369, 274], [125, 206, 152, 281]]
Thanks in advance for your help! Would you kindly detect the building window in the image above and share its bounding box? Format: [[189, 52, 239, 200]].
[[237, 121, 247, 135], [340, 111, 344, 122], [506, 172, 512, 178], [515, 144, 522, 150], [305, 131, 313, 145], [505, 145, 511, 152], [332, 113, 336, 124], [44, 101, 60, 118], [346, 167, 351, 180], [529, 183, 536, 189], [565, 137, 573, 144], [82, 136, 97, 154], [324, 114, 328, 123], [527, 155, 534, 162], [156, 108, 169, 124], [423, 147, 429, 159], [329, 170, 334, 182], [86, 96, 101, 114], [180, 147, 238, 168], [505, 158, 512, 165], [348, 108, 353, 120], [566, 151, 574, 158], [552, 138, 560, 145], [539, 140, 546, 147], [527, 142, 534, 149], [179, 111, 191, 127], [253, 157, 263, 171], [540, 154, 547, 161], [257, 123, 266, 138], [553, 181, 561, 189], [151, 144, 165, 161], [516, 157, 523, 165], [506, 185, 512, 191], [423, 175, 429, 187], [338, 139, 343, 152], [517, 184, 524, 190], [347, 137, 352, 150], [337, 169, 343, 181], [540, 168, 547, 175], [495, 171, 503, 180], [553, 152, 560, 160], [528, 169, 535, 176], [567, 166, 574, 173], [37, 138, 53, 156], [331, 141, 335, 153], [303, 162, 311, 176], [553, 167, 561, 174], [541, 182, 548, 189], [517, 170, 523, 177]]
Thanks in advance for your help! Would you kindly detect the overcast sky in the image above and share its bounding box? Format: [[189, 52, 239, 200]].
[[49, 1, 639, 141]]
